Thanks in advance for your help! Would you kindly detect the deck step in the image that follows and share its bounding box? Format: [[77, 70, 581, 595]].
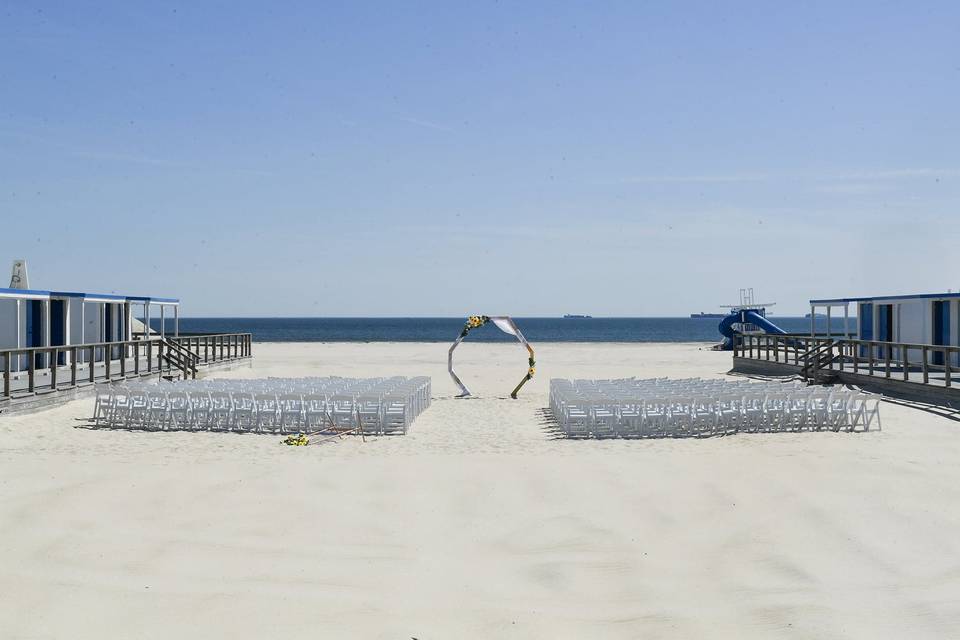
[[159, 338, 200, 380]]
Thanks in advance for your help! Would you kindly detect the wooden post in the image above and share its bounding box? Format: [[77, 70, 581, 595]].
[[4, 352, 11, 398], [853, 341, 859, 373], [868, 343, 874, 376], [28, 350, 35, 392], [50, 348, 58, 390], [945, 350, 952, 388], [922, 346, 929, 383], [134, 342, 140, 376], [903, 346, 909, 381], [147, 341, 153, 373], [71, 347, 78, 386], [884, 345, 891, 378], [105, 347, 111, 380], [120, 342, 126, 377], [89, 346, 96, 382]]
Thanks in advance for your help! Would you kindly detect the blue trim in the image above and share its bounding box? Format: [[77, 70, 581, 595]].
[[0, 287, 178, 303], [89, 294, 127, 301], [127, 296, 180, 303], [0, 287, 52, 296], [811, 291, 960, 304], [57, 291, 126, 301]]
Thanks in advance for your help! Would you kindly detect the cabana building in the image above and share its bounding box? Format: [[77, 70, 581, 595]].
[[810, 292, 959, 366], [732, 290, 960, 405], [1, 282, 252, 412], [0, 287, 180, 369]]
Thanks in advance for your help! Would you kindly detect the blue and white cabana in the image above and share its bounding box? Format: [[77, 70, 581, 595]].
[[0, 287, 180, 368], [810, 292, 960, 365]]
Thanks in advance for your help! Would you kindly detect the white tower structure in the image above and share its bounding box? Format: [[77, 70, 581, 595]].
[[9, 259, 29, 289]]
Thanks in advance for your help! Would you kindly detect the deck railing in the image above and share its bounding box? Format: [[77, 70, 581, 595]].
[[734, 334, 960, 387], [0, 333, 252, 402]]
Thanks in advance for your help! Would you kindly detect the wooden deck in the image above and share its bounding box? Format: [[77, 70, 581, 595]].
[[0, 333, 252, 414], [732, 334, 960, 403]]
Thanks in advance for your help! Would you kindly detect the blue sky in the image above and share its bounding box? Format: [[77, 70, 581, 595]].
[[1, 1, 958, 316]]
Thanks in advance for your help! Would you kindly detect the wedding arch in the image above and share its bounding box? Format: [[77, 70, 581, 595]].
[[448, 315, 535, 398]]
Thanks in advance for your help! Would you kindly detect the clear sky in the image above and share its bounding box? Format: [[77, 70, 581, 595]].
[[1, 1, 958, 316]]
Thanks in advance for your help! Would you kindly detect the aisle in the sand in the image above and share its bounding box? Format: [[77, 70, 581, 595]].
[[447, 315, 535, 399]]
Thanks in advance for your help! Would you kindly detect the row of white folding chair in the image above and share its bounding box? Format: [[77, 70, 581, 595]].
[[97, 389, 424, 434], [551, 380, 807, 400], [552, 380, 806, 400], [94, 379, 430, 434], [551, 389, 881, 438]]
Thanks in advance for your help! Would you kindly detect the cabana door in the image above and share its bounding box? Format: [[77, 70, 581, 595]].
[[932, 300, 950, 366], [24, 299, 44, 369], [877, 304, 894, 361], [51, 299, 67, 366]]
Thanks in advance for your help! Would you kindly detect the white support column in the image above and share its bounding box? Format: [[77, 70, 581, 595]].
[[124, 302, 132, 359], [15, 299, 21, 372], [843, 303, 850, 339], [43, 299, 51, 369], [145, 303, 151, 340], [80, 302, 85, 363], [810, 305, 815, 337], [64, 300, 71, 365], [826, 305, 832, 339], [160, 305, 165, 339], [174, 305, 179, 337]]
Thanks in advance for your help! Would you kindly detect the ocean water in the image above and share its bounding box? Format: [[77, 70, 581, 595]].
[[168, 317, 834, 343]]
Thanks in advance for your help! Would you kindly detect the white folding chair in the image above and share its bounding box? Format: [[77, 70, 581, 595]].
[[279, 393, 305, 433]]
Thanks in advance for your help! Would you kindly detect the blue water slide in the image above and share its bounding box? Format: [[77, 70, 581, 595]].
[[718, 309, 788, 350]]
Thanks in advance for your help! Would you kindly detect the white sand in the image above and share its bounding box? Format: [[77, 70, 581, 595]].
[[2, 341, 960, 638]]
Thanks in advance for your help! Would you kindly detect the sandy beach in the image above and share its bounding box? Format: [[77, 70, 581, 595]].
[[2, 341, 960, 639]]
